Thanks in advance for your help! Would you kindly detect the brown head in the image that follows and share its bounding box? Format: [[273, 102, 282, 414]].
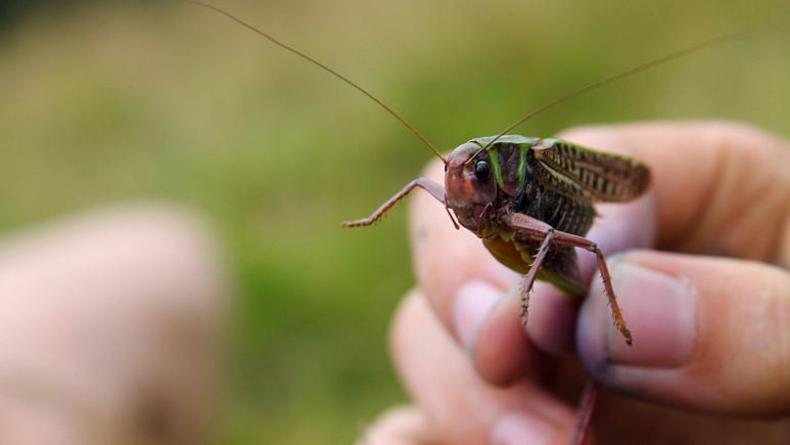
[[444, 142, 499, 232]]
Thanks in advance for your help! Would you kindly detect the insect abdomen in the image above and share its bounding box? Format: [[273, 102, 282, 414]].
[[483, 236, 585, 297], [515, 183, 595, 237]]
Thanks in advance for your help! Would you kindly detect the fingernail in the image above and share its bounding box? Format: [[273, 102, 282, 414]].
[[453, 280, 502, 353], [603, 262, 697, 367], [492, 413, 555, 445]]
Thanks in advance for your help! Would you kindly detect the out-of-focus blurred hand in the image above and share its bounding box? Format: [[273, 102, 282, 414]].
[[360, 122, 790, 445], [0, 205, 228, 445]]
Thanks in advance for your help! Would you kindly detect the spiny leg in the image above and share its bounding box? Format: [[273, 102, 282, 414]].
[[519, 228, 555, 327], [584, 244, 631, 345], [342, 177, 449, 228], [505, 213, 632, 345], [554, 232, 632, 345]]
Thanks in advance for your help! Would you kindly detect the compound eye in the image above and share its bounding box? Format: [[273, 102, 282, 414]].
[[474, 159, 490, 181]]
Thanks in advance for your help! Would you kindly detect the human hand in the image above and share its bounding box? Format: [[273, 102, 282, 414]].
[[360, 122, 790, 444], [0, 205, 227, 444]]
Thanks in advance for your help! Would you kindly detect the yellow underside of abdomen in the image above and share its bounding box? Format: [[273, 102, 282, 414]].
[[482, 236, 585, 297]]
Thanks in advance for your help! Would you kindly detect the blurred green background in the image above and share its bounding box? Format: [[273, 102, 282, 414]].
[[0, 0, 788, 443]]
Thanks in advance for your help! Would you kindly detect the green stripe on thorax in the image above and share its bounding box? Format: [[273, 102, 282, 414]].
[[488, 146, 505, 189], [469, 135, 539, 193], [516, 144, 530, 191]]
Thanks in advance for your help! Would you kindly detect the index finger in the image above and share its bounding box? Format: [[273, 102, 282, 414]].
[[561, 121, 790, 263]]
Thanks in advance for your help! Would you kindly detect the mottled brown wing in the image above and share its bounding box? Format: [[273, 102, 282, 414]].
[[533, 138, 651, 202], [529, 162, 596, 235]]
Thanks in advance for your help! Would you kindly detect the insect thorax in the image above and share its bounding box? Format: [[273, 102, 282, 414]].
[[481, 138, 596, 237]]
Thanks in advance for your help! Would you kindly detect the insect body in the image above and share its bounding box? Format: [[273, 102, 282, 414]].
[[448, 136, 650, 295], [344, 135, 651, 344]]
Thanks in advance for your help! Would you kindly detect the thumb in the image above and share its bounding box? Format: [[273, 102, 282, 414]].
[[577, 251, 790, 416]]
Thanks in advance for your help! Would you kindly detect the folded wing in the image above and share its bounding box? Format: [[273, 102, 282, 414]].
[[533, 138, 651, 202]]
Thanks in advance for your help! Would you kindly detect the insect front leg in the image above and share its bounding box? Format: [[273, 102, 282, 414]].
[[343, 177, 451, 228], [505, 213, 632, 345]]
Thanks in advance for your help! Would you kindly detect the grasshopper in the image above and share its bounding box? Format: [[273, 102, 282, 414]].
[[183, 1, 737, 443], [344, 135, 649, 344]]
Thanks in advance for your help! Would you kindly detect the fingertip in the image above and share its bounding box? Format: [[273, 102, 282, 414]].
[[575, 277, 610, 382], [389, 289, 577, 445], [453, 281, 505, 354], [578, 251, 790, 415], [491, 412, 568, 445], [357, 405, 437, 445], [389, 289, 429, 375], [587, 193, 657, 257], [525, 283, 579, 356], [423, 158, 446, 182], [470, 287, 536, 385], [408, 157, 515, 321], [578, 251, 703, 376]]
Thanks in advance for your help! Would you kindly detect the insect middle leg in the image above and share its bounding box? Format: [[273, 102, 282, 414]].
[[343, 177, 451, 228], [506, 212, 632, 345], [519, 228, 555, 326]]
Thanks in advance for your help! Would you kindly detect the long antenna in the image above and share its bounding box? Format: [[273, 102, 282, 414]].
[[468, 32, 745, 162], [181, 0, 447, 164]]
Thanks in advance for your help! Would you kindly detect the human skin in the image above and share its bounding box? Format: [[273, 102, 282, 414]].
[[360, 121, 790, 445], [0, 204, 228, 445]]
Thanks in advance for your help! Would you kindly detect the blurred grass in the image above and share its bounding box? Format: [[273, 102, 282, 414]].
[[0, 0, 788, 443]]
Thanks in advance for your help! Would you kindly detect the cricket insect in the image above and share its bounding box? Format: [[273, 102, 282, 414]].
[[183, 1, 738, 443]]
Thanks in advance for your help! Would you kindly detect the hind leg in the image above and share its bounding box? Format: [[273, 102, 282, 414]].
[[506, 212, 632, 345], [571, 381, 599, 445]]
